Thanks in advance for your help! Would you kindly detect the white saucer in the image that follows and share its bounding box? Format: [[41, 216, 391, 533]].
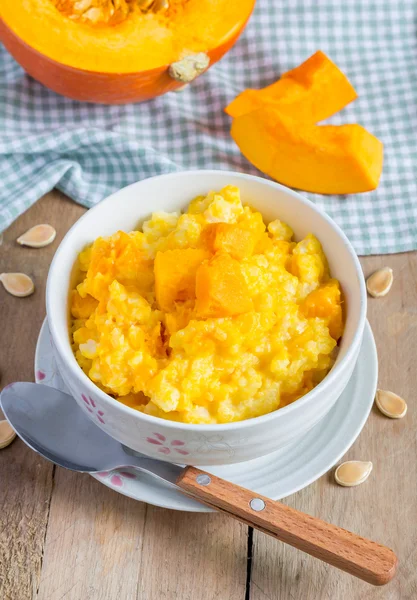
[[35, 319, 377, 512]]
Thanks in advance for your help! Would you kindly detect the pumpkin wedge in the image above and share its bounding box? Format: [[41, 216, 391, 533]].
[[225, 51, 357, 121], [231, 107, 383, 194], [0, 0, 255, 103]]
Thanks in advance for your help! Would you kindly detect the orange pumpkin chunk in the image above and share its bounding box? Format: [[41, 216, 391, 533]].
[[300, 280, 343, 340], [225, 51, 357, 121], [231, 107, 383, 194], [195, 253, 253, 317], [202, 223, 257, 260], [155, 248, 209, 311]]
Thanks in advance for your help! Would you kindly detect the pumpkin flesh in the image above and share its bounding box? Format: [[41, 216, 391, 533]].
[[155, 248, 210, 312], [1, 0, 255, 73], [231, 107, 384, 194], [195, 253, 254, 318], [225, 51, 357, 120]]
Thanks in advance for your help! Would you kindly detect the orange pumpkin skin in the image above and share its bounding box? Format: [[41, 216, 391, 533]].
[[0, 4, 255, 104]]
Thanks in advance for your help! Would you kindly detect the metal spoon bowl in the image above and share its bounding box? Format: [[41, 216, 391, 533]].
[[1, 382, 181, 484]]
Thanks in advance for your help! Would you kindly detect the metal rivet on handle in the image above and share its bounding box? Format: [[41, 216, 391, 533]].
[[196, 474, 211, 486], [250, 498, 266, 511]]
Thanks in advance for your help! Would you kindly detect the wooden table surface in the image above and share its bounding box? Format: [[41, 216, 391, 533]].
[[1, 191, 416, 600]]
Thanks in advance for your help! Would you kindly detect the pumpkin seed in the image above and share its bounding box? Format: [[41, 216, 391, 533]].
[[17, 224, 56, 248], [334, 461, 373, 487], [54, 0, 163, 23], [153, 0, 169, 10], [83, 6, 103, 21], [366, 267, 393, 298], [74, 0, 92, 11], [0, 273, 35, 297], [137, 0, 155, 10], [0, 420, 16, 449], [375, 389, 407, 419]]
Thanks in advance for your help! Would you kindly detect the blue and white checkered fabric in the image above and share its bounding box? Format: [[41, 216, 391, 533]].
[[1, 0, 417, 254]]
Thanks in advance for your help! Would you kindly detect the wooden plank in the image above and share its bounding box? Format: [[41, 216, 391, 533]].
[[0, 192, 85, 600], [38, 469, 248, 600], [36, 469, 147, 600], [139, 507, 247, 600], [0, 444, 53, 600], [249, 253, 417, 599]]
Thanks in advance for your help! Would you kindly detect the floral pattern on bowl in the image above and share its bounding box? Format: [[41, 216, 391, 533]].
[[146, 433, 190, 456], [81, 393, 105, 424]]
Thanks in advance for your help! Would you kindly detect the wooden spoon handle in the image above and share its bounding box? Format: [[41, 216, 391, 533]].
[[177, 466, 397, 586]]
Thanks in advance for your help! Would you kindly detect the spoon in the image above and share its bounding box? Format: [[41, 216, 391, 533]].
[[1, 382, 397, 586]]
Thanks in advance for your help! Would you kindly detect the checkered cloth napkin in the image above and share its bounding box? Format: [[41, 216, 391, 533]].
[[1, 0, 417, 255]]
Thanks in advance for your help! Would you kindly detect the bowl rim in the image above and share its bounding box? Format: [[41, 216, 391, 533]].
[[46, 169, 367, 431]]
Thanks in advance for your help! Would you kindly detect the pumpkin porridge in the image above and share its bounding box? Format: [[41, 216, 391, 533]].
[[70, 185, 343, 424]]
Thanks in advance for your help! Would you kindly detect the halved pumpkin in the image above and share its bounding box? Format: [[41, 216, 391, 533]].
[[0, 0, 255, 103]]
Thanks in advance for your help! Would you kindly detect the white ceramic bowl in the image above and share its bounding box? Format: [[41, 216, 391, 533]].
[[46, 171, 367, 465]]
